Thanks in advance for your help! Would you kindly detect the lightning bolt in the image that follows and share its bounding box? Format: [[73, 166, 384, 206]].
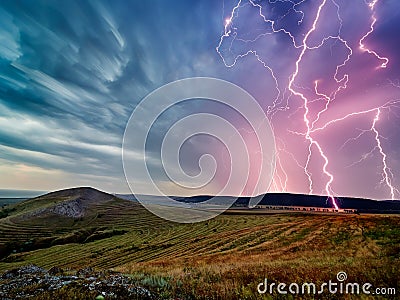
[[359, 0, 389, 68], [217, 0, 396, 205], [311, 101, 400, 200], [287, 0, 339, 209], [371, 109, 396, 199]]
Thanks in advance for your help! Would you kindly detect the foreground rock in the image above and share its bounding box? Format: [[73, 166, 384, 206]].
[[0, 265, 154, 299]]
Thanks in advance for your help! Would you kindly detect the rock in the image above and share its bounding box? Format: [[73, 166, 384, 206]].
[[0, 265, 154, 299], [48, 266, 63, 275], [1, 264, 46, 279], [49, 198, 85, 218], [77, 266, 94, 277]]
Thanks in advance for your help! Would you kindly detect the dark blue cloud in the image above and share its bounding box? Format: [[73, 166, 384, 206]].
[[0, 0, 235, 192]]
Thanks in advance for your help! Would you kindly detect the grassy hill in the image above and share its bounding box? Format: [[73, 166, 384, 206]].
[[8, 187, 116, 217], [0, 187, 151, 259], [0, 188, 399, 299]]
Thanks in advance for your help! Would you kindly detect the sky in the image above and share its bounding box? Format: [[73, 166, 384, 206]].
[[0, 0, 400, 201]]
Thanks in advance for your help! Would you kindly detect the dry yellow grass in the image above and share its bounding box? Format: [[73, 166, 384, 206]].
[[115, 213, 399, 299]]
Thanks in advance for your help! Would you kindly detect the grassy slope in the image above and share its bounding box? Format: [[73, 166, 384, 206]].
[[7, 187, 115, 215], [0, 189, 399, 299]]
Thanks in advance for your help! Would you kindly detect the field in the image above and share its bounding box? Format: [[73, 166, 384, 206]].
[[0, 189, 399, 299]]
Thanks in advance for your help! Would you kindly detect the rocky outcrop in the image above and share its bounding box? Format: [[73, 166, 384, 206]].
[[0, 265, 154, 299], [48, 198, 85, 218], [21, 198, 85, 219]]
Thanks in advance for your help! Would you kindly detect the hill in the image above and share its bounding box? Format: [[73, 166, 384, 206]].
[[9, 187, 117, 219], [0, 187, 152, 260], [118, 192, 400, 213], [170, 193, 400, 213]]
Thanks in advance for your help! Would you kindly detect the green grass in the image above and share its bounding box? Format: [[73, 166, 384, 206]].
[[0, 207, 16, 219]]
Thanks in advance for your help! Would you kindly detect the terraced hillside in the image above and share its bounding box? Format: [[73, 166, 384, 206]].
[[0, 188, 399, 299]]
